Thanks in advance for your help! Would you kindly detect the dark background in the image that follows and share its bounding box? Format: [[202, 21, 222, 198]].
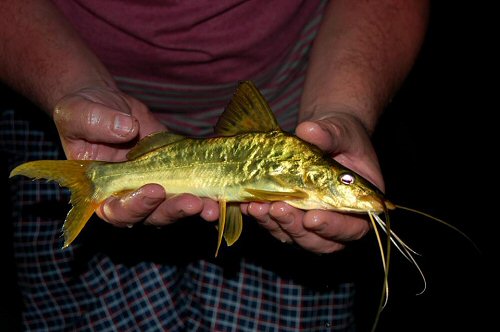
[[356, 2, 496, 331], [1, 2, 496, 331]]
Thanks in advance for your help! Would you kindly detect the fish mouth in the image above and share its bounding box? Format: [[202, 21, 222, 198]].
[[384, 200, 396, 210], [359, 194, 386, 212]]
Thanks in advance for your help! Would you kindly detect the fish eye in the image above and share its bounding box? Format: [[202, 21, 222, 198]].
[[339, 173, 355, 185]]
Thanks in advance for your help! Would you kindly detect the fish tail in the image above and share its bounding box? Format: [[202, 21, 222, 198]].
[[10, 160, 99, 248]]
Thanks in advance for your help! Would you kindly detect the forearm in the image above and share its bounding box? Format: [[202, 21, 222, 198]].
[[0, 0, 115, 114], [300, 0, 429, 133]]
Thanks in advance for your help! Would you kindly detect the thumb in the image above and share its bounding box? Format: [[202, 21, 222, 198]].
[[54, 92, 140, 144], [295, 120, 343, 154], [296, 116, 384, 190], [296, 113, 372, 156]]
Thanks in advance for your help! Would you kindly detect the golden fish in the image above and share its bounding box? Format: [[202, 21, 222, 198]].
[[10, 81, 390, 254]]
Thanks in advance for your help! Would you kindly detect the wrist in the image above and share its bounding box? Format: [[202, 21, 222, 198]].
[[299, 103, 375, 136]]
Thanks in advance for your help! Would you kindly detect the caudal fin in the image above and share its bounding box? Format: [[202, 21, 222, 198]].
[[10, 160, 99, 248]]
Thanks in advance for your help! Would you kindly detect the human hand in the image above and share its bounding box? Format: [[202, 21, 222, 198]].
[[53, 86, 219, 228], [242, 112, 383, 254]]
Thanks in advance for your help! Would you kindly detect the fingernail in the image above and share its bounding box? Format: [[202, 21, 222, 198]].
[[113, 114, 134, 136]]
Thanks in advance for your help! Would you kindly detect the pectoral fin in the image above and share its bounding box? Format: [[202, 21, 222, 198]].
[[244, 188, 308, 202]]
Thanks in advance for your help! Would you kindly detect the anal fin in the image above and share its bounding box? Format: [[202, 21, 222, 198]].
[[215, 201, 244, 257], [224, 204, 243, 247]]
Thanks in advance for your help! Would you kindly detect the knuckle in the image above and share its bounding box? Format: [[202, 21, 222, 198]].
[[286, 228, 307, 238], [85, 104, 104, 128], [257, 215, 278, 230]]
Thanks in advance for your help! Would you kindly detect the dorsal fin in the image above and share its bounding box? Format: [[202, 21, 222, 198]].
[[214, 81, 281, 136], [126, 132, 185, 160]]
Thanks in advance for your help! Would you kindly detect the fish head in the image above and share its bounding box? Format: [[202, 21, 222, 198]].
[[319, 167, 389, 214]]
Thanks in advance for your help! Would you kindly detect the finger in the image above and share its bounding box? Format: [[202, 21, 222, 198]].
[[145, 193, 204, 226], [54, 98, 139, 143], [269, 202, 344, 253], [96, 184, 165, 226], [268, 202, 306, 235], [296, 120, 356, 171], [247, 202, 293, 243], [302, 210, 371, 242], [297, 118, 371, 162], [296, 120, 341, 153], [246, 202, 269, 217], [240, 203, 250, 215], [200, 198, 219, 222], [247, 202, 272, 227], [126, 97, 167, 137]]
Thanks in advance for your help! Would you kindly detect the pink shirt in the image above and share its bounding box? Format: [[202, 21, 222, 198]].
[[52, 0, 321, 85]]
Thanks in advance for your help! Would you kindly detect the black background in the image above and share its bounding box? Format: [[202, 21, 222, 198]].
[[1, 2, 497, 331], [357, 2, 496, 331]]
